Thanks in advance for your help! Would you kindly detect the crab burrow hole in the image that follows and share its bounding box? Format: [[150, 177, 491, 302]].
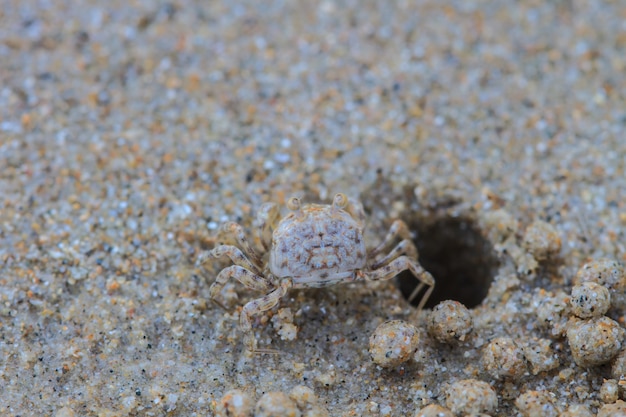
[[397, 213, 499, 309]]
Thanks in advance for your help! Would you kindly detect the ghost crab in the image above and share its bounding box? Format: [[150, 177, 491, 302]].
[[200, 193, 435, 353]]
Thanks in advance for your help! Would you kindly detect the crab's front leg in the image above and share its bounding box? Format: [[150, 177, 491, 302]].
[[345, 195, 366, 229], [364, 256, 435, 310], [214, 222, 264, 269], [197, 245, 262, 275], [241, 278, 292, 354], [255, 202, 280, 252], [207, 264, 275, 310]]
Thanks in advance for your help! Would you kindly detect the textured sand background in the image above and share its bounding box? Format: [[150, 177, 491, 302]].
[[1, 1, 626, 416]]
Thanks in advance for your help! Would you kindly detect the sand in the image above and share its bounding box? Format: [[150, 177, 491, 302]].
[[1, 1, 626, 415]]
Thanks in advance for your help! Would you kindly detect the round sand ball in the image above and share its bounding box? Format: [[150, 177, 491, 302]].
[[289, 385, 318, 408], [216, 389, 254, 417], [289, 386, 329, 417], [428, 300, 473, 343], [523, 220, 561, 260], [611, 348, 626, 379], [300, 405, 328, 417], [559, 404, 594, 417], [600, 378, 619, 403], [414, 404, 454, 417], [294, 404, 327, 417], [575, 259, 625, 288], [570, 282, 611, 318], [369, 320, 419, 368], [481, 337, 527, 379], [597, 400, 626, 417], [254, 392, 301, 417], [574, 259, 626, 308], [445, 379, 497, 415], [515, 391, 558, 417], [55, 407, 75, 417], [567, 316, 625, 367]]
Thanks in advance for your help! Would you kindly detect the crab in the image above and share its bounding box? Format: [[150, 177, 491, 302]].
[[200, 193, 435, 353]]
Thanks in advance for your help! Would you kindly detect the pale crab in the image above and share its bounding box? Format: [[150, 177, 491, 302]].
[[200, 193, 435, 353]]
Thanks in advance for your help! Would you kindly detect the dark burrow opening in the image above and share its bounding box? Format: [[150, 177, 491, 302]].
[[397, 214, 500, 309]]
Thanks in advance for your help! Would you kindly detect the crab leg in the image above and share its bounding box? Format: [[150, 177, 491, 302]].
[[217, 222, 264, 269], [370, 239, 418, 269], [208, 265, 275, 310], [255, 202, 280, 252], [364, 255, 435, 310], [198, 245, 262, 275], [345, 196, 366, 229], [241, 278, 292, 354], [368, 219, 413, 260]]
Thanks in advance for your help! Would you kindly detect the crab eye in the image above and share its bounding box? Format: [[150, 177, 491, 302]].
[[287, 197, 301, 211], [333, 193, 348, 209]]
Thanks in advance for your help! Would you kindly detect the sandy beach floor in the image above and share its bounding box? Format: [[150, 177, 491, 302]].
[[1, 1, 626, 415]]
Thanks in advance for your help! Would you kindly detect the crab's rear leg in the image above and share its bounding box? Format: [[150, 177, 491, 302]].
[[241, 279, 292, 354], [255, 202, 280, 252], [208, 265, 275, 310], [364, 256, 435, 310], [369, 219, 413, 260]]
